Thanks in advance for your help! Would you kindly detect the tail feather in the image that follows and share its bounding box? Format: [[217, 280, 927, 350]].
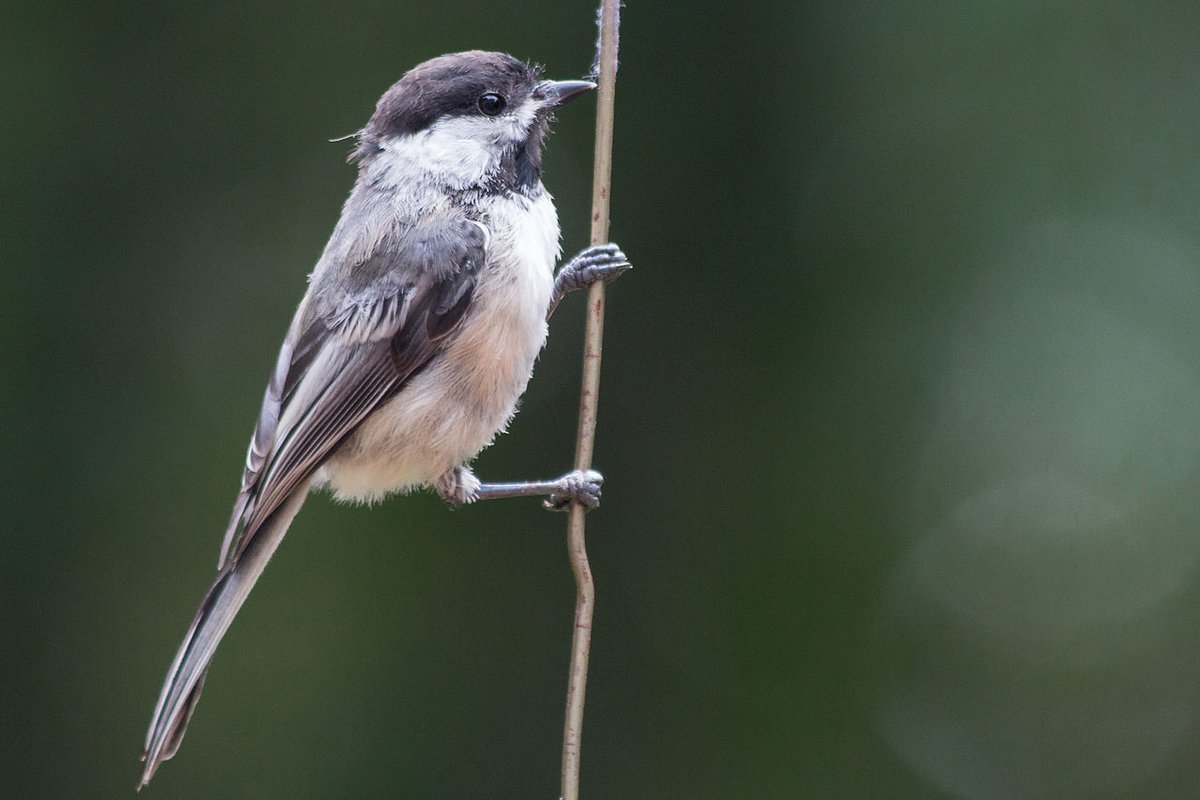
[[139, 486, 310, 789]]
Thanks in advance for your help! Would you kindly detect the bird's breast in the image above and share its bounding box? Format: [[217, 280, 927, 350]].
[[320, 191, 560, 502]]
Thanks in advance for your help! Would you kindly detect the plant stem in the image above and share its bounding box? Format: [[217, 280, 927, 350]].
[[561, 2, 620, 799]]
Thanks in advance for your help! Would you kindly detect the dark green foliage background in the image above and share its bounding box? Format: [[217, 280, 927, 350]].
[[5, 2, 1200, 797]]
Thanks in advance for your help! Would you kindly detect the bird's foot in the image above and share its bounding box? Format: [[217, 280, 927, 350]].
[[543, 469, 604, 511], [548, 243, 631, 318]]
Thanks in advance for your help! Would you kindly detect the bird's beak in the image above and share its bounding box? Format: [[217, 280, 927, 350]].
[[537, 79, 597, 108]]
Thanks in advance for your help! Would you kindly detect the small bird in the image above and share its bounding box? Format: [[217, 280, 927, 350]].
[[139, 51, 629, 787]]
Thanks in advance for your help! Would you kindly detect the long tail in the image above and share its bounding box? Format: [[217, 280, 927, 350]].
[[139, 486, 310, 789]]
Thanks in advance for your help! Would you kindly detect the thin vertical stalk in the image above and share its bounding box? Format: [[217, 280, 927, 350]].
[[561, 2, 620, 799]]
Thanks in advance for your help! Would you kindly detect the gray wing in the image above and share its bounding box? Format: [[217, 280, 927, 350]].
[[219, 218, 487, 566], [141, 216, 486, 786]]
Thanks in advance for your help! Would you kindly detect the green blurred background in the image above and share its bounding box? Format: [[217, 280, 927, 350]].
[[6, 1, 1200, 797]]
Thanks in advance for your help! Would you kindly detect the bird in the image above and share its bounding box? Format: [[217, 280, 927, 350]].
[[139, 50, 630, 788]]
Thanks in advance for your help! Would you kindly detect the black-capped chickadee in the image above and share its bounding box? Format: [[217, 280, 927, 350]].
[[140, 50, 629, 787]]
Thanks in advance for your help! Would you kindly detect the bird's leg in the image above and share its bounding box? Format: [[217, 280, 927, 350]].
[[546, 243, 631, 321], [436, 466, 604, 511]]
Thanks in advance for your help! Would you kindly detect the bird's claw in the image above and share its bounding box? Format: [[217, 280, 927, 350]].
[[544, 469, 604, 511], [557, 243, 632, 292]]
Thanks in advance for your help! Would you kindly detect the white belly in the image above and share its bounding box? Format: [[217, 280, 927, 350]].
[[318, 192, 559, 502]]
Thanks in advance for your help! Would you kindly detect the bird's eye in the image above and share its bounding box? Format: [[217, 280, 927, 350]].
[[478, 93, 506, 116]]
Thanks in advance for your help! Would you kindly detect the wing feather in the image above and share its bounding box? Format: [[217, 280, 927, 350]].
[[219, 218, 485, 567]]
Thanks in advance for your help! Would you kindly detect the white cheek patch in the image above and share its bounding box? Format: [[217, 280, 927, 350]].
[[368, 105, 542, 191], [432, 111, 536, 154], [371, 127, 493, 191]]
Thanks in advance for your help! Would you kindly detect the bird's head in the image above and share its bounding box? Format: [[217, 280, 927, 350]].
[[352, 51, 594, 194]]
